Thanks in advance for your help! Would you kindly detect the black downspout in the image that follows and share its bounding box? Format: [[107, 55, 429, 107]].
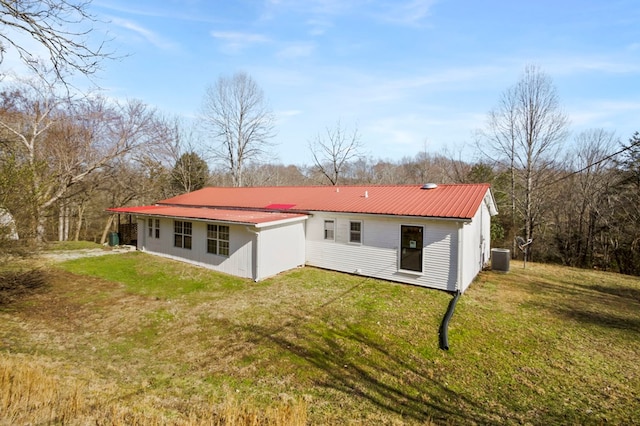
[[439, 291, 461, 350]]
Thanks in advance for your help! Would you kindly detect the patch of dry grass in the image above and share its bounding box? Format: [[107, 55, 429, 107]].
[[0, 354, 85, 424], [0, 352, 307, 426]]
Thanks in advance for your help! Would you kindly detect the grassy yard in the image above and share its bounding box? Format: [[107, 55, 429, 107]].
[[1, 252, 639, 425]]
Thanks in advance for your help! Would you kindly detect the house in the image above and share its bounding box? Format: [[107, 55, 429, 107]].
[[108, 183, 497, 293]]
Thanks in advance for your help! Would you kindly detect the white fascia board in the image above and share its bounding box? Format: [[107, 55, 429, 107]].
[[253, 215, 309, 229]]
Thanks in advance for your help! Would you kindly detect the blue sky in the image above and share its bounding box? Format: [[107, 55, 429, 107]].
[[83, 1, 640, 164]]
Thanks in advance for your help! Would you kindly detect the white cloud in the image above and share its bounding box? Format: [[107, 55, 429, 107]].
[[375, 0, 438, 26], [111, 17, 178, 50], [263, 0, 437, 26], [570, 100, 640, 124], [538, 54, 640, 75], [211, 31, 270, 53], [276, 42, 315, 59], [275, 109, 302, 125], [306, 18, 333, 36]]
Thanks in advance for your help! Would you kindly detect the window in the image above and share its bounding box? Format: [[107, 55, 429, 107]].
[[148, 218, 160, 238], [207, 224, 229, 256], [324, 220, 335, 240], [174, 220, 192, 249], [349, 221, 362, 243], [400, 225, 423, 272]]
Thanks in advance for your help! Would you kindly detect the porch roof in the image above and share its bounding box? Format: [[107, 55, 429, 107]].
[[107, 205, 308, 228]]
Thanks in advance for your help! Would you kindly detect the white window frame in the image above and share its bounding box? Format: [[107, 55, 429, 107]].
[[174, 220, 192, 249], [148, 218, 160, 239], [324, 219, 335, 241], [349, 220, 363, 244], [207, 223, 230, 257]]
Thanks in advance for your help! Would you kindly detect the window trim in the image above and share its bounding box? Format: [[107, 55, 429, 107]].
[[148, 218, 160, 239], [174, 220, 192, 249], [349, 220, 363, 244], [323, 219, 335, 241], [207, 223, 230, 257]]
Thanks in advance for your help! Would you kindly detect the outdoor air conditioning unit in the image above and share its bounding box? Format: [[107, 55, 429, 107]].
[[491, 248, 510, 272]]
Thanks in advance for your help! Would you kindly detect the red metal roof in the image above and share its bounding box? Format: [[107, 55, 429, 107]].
[[107, 205, 307, 226], [154, 184, 493, 220]]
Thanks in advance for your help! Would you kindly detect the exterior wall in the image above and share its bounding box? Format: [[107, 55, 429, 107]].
[[305, 213, 461, 292], [137, 217, 255, 279], [131, 198, 492, 292], [256, 221, 306, 280], [135, 216, 307, 281], [481, 196, 492, 265], [458, 199, 492, 293]]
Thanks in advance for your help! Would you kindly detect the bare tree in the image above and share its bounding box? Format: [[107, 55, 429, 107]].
[[201, 72, 275, 187], [552, 129, 617, 266], [481, 65, 569, 260], [308, 121, 362, 185], [0, 72, 162, 242], [0, 0, 112, 83]]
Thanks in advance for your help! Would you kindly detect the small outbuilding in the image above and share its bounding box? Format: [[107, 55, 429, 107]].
[[109, 183, 497, 292]]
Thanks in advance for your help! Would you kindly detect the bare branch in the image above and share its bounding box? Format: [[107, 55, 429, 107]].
[[308, 120, 362, 185], [201, 72, 276, 187], [0, 0, 114, 85]]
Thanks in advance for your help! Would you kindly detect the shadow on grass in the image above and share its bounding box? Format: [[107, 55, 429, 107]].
[[246, 322, 496, 425], [518, 276, 640, 333], [235, 277, 497, 424], [574, 282, 640, 303], [550, 307, 640, 332]]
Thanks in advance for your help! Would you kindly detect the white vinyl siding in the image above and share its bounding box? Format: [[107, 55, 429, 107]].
[[305, 214, 460, 292], [135, 216, 307, 281], [458, 201, 491, 293], [254, 221, 306, 280], [140, 218, 254, 279]]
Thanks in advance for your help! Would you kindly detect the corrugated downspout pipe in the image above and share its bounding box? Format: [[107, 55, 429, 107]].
[[439, 291, 461, 350]]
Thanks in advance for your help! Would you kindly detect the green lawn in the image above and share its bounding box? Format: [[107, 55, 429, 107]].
[[1, 252, 639, 425]]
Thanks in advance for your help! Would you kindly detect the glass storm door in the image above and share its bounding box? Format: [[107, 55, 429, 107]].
[[400, 225, 423, 272]]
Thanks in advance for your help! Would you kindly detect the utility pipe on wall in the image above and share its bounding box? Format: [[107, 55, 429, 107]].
[[245, 226, 260, 281]]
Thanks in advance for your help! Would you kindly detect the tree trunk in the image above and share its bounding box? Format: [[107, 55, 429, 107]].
[[74, 202, 86, 241], [100, 214, 115, 245]]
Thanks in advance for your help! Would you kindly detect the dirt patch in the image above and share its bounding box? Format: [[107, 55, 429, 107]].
[[39, 245, 136, 262]]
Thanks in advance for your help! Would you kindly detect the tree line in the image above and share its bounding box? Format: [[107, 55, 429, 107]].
[[0, 1, 637, 275]]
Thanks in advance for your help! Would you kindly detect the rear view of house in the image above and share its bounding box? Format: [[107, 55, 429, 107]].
[[109, 184, 497, 293]]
